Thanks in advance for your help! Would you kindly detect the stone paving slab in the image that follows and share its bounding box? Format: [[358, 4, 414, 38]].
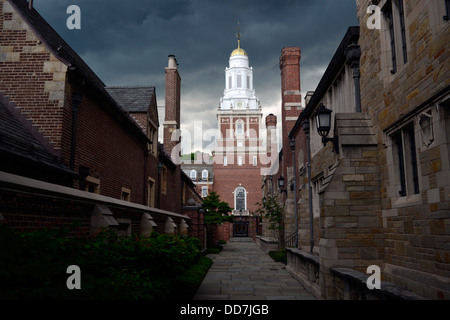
[[193, 239, 316, 300]]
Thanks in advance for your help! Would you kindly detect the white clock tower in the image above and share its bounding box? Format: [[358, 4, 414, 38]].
[[213, 27, 265, 239], [219, 29, 261, 111]]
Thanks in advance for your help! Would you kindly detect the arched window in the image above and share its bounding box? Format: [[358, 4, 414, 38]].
[[234, 186, 247, 211], [202, 169, 208, 180], [236, 119, 244, 136], [190, 170, 197, 180]]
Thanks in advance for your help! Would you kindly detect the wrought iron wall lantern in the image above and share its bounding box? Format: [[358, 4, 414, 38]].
[[278, 175, 287, 195], [315, 103, 339, 154]]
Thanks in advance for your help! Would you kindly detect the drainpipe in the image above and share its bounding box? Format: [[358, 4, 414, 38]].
[[157, 161, 162, 208], [302, 120, 314, 254], [143, 146, 150, 206], [70, 86, 83, 171], [290, 138, 298, 248]]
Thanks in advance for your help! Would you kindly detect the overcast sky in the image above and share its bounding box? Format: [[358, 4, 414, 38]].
[[33, 0, 359, 153]]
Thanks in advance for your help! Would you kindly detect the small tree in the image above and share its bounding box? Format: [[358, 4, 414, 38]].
[[201, 191, 233, 248], [255, 195, 285, 249]]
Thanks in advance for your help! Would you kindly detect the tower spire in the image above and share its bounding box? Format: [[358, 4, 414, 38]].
[[236, 21, 242, 49]]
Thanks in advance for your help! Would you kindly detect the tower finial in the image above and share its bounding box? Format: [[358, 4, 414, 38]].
[[236, 21, 242, 49]]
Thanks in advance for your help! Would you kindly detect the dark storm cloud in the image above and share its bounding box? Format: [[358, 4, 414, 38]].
[[33, 0, 358, 152]]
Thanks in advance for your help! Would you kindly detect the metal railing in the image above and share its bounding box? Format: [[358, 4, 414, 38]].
[[284, 231, 298, 248]]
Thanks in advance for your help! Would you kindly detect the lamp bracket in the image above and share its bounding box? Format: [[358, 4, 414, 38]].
[[322, 136, 339, 154]]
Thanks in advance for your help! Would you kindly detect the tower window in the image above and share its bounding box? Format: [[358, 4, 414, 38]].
[[235, 187, 246, 211], [237, 75, 242, 88], [228, 76, 232, 89], [236, 120, 244, 135]]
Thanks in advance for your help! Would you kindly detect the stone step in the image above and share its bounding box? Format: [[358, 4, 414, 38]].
[[229, 237, 252, 242]]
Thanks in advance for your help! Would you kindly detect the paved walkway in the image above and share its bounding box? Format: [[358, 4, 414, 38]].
[[193, 238, 316, 300]]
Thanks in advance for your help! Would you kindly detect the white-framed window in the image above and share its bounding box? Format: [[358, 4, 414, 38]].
[[121, 187, 131, 202], [202, 169, 208, 180], [190, 169, 197, 180], [238, 156, 243, 166], [234, 186, 247, 211], [253, 156, 257, 166], [391, 124, 420, 197], [224, 156, 228, 166], [84, 176, 100, 194], [202, 186, 208, 198], [228, 76, 232, 89], [236, 120, 244, 136], [237, 75, 242, 88], [382, 0, 408, 75]]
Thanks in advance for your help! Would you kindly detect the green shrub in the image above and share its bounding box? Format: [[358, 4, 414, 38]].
[[269, 249, 287, 265], [0, 225, 204, 300], [171, 256, 213, 300]]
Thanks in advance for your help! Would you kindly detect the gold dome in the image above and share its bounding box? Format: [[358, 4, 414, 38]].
[[231, 46, 248, 57]]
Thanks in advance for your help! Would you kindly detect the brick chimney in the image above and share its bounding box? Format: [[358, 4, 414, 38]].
[[265, 113, 277, 158], [163, 55, 181, 159], [279, 47, 302, 166]]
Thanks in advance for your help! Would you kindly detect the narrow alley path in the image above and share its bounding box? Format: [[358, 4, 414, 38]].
[[193, 238, 316, 300]]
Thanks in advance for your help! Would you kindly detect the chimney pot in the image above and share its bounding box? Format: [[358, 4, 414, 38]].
[[168, 55, 178, 68]]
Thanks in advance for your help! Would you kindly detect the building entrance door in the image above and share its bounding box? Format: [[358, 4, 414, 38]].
[[233, 221, 249, 237]]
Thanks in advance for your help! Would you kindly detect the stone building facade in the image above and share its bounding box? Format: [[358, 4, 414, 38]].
[[356, 0, 450, 299], [263, 0, 449, 300]]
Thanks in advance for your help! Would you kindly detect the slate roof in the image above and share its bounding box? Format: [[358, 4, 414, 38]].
[[106, 87, 155, 113], [0, 99, 75, 177]]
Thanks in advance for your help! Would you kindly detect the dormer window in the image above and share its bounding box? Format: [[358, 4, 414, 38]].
[[190, 170, 197, 180], [202, 169, 208, 180]]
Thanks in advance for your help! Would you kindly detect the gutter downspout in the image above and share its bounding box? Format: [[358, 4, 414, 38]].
[[290, 139, 298, 248], [70, 85, 83, 171], [143, 146, 150, 206], [302, 120, 314, 254]]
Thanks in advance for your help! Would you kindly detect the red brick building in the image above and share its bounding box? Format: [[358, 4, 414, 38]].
[[212, 37, 266, 239], [0, 0, 202, 240]]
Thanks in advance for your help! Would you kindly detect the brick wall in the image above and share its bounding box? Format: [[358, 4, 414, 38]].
[[70, 80, 147, 204], [212, 165, 262, 215], [0, 0, 67, 152]]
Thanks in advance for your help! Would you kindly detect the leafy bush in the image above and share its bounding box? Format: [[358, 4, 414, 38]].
[[0, 225, 204, 300], [269, 250, 287, 265], [172, 256, 213, 300]]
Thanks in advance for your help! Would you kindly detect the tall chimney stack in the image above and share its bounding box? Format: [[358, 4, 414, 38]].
[[163, 55, 181, 160], [279, 47, 302, 167]]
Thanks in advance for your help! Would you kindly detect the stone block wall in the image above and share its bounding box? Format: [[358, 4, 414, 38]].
[[356, 0, 450, 299]]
